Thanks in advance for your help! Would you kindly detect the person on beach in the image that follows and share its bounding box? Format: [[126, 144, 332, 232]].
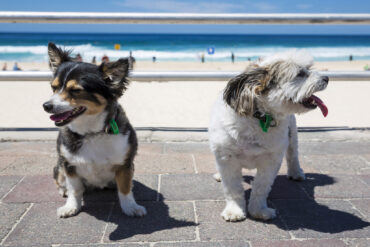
[[201, 53, 205, 63], [101, 54, 109, 63], [128, 51, 136, 70], [75, 53, 83, 62], [349, 55, 353, 61], [12, 62, 21, 71], [2, 63, 7, 71], [231, 52, 235, 63], [91, 56, 96, 64], [152, 56, 156, 63]]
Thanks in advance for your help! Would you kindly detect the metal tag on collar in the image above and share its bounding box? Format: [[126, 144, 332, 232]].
[[259, 114, 272, 133], [109, 119, 119, 135]]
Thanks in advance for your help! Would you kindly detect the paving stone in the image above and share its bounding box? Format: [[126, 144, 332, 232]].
[[0, 141, 55, 156], [104, 201, 196, 242], [0, 156, 16, 172], [84, 175, 159, 202], [240, 174, 308, 201], [60, 244, 150, 247], [278, 158, 320, 175], [299, 142, 370, 155], [160, 174, 224, 201], [362, 154, 370, 163], [193, 153, 217, 174], [300, 154, 370, 174], [164, 142, 211, 154], [350, 199, 370, 220], [135, 153, 195, 174], [251, 239, 347, 247], [0, 155, 56, 176], [299, 173, 370, 199], [3, 175, 63, 203], [273, 199, 370, 239], [0, 203, 29, 242], [345, 238, 370, 247], [196, 201, 290, 241], [3, 202, 111, 246], [0, 176, 22, 200], [154, 241, 250, 247], [138, 142, 164, 154], [268, 175, 308, 199], [359, 175, 370, 186], [3, 174, 158, 203]]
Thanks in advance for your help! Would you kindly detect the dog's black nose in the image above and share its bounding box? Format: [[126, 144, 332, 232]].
[[321, 76, 329, 83], [43, 102, 53, 112]]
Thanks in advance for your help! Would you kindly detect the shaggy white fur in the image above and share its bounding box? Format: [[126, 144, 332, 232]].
[[209, 50, 328, 222]]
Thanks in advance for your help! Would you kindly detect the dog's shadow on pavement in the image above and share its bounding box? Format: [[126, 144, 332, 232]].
[[81, 180, 196, 241], [243, 173, 370, 234]]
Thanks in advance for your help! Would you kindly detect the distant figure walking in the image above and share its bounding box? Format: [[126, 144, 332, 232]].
[[201, 53, 205, 63], [231, 52, 235, 63], [349, 55, 353, 61], [152, 56, 156, 63], [75, 53, 82, 62], [91, 56, 96, 64], [128, 51, 136, 70], [13, 62, 21, 71], [101, 54, 109, 63], [2, 63, 7, 71]]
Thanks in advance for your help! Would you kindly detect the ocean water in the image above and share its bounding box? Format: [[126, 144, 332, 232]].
[[0, 33, 370, 62]]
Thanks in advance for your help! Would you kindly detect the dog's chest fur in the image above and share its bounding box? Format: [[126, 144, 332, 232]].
[[60, 132, 130, 187]]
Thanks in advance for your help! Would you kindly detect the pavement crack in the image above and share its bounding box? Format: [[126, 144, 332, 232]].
[[0, 202, 33, 245]]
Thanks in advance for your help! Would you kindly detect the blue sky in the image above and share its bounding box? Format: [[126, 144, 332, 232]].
[[0, 0, 370, 34]]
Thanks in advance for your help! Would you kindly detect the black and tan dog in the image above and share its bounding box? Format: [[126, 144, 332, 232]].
[[43, 43, 146, 218]]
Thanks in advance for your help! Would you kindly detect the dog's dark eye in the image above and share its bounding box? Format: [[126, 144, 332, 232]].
[[297, 70, 307, 77], [51, 86, 57, 92], [69, 88, 82, 94]]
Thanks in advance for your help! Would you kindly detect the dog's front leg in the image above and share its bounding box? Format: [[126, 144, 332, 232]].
[[57, 174, 84, 218], [286, 115, 305, 181], [115, 166, 146, 217], [217, 156, 246, 222], [248, 161, 280, 220]]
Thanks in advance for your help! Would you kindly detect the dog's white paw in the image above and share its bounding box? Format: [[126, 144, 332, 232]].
[[213, 173, 222, 182], [57, 205, 80, 218], [122, 203, 147, 217], [221, 203, 246, 222], [287, 167, 305, 181], [248, 207, 276, 221]]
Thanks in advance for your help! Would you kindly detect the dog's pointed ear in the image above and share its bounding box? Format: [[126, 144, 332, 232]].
[[48, 42, 72, 72], [223, 66, 269, 116], [99, 58, 130, 97]]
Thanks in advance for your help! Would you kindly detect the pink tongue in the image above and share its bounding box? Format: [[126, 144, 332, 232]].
[[50, 111, 71, 121], [310, 95, 328, 117]]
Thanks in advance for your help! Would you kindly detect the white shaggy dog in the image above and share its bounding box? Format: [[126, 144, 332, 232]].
[[209, 50, 328, 222]]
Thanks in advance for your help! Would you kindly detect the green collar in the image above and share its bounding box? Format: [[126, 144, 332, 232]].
[[253, 111, 276, 133], [109, 119, 120, 135]]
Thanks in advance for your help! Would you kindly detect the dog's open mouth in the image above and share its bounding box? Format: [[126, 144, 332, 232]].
[[50, 106, 86, 126], [301, 95, 328, 117]]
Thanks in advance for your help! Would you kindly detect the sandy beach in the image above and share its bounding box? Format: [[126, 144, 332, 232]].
[[1, 60, 370, 72], [1, 59, 369, 130]]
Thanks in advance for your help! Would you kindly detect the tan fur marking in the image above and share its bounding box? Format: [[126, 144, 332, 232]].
[[59, 88, 107, 115], [51, 78, 60, 88], [83, 94, 107, 115], [66, 80, 83, 90], [115, 165, 133, 195]]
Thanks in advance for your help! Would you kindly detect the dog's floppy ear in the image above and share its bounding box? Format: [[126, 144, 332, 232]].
[[223, 66, 270, 116], [48, 42, 72, 72], [99, 58, 130, 98]]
